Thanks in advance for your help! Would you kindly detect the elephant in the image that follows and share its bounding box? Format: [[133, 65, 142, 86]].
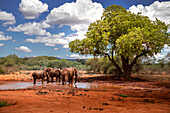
[[32, 71, 47, 84], [61, 68, 78, 85], [45, 67, 61, 83]]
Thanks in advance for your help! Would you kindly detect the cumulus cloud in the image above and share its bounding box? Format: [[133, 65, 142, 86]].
[[70, 54, 80, 59], [46, 0, 103, 42], [46, 0, 103, 26], [129, 1, 170, 25], [7, 21, 51, 36], [0, 10, 16, 26], [54, 48, 58, 50], [69, 54, 92, 59], [0, 32, 12, 40], [154, 53, 165, 59], [62, 45, 69, 49], [25, 32, 68, 47], [15, 46, 32, 52], [164, 44, 170, 52], [45, 43, 56, 47], [0, 43, 4, 46], [19, 0, 48, 19]]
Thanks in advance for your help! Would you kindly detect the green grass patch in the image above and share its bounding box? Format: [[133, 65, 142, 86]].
[[0, 101, 11, 107], [118, 94, 130, 98]]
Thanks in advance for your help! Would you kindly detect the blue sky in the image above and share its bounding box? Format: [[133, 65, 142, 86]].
[[0, 0, 169, 59]]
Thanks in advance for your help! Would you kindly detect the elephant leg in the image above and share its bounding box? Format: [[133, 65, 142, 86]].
[[33, 78, 36, 84], [65, 80, 67, 85], [62, 76, 65, 85], [42, 78, 44, 84], [59, 76, 60, 83], [71, 77, 74, 84], [51, 77, 54, 82], [47, 76, 49, 83], [56, 76, 58, 82], [75, 75, 77, 83]]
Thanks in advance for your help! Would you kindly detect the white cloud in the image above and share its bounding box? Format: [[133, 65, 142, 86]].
[[164, 44, 170, 52], [154, 53, 165, 59], [0, 32, 12, 40], [46, 0, 103, 26], [129, 1, 170, 25], [54, 48, 58, 50], [7, 21, 51, 36], [70, 54, 80, 59], [56, 55, 61, 58], [0, 31, 4, 34], [69, 54, 92, 59], [25, 32, 68, 46], [0, 43, 4, 46], [62, 45, 69, 49], [15, 46, 32, 53], [19, 0, 48, 19], [46, 0, 103, 41], [0, 10, 16, 26], [45, 43, 56, 46]]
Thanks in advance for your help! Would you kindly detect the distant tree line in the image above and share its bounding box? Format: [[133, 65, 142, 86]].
[[0, 54, 169, 75], [0, 54, 85, 74]]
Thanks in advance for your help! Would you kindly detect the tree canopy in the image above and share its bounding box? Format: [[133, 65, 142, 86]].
[[69, 4, 169, 78]]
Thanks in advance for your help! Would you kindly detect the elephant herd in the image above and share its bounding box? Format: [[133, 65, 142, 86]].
[[32, 67, 78, 85]]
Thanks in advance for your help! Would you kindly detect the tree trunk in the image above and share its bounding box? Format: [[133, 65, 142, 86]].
[[121, 56, 131, 78]]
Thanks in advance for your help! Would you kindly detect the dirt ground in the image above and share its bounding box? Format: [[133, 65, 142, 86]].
[[0, 71, 170, 113]]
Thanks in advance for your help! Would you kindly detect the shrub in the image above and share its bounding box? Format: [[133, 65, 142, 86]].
[[0, 101, 10, 107], [0, 66, 6, 74], [118, 94, 129, 98]]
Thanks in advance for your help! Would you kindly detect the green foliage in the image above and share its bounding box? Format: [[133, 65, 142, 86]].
[[0, 66, 6, 74], [118, 94, 130, 98], [86, 58, 102, 73], [0, 101, 10, 107], [25, 56, 48, 67], [69, 4, 169, 77], [0, 55, 85, 72], [157, 58, 166, 68]]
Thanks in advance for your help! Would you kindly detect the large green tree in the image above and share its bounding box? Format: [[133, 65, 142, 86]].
[[69, 5, 169, 78]]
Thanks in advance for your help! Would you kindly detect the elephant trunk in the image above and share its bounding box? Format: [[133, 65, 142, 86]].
[[75, 74, 78, 83]]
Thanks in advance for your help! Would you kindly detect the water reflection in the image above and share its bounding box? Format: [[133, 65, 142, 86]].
[[0, 82, 121, 90], [0, 82, 92, 90]]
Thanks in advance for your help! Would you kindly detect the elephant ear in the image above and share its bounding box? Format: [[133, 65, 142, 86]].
[[46, 67, 52, 72], [56, 70, 61, 75]]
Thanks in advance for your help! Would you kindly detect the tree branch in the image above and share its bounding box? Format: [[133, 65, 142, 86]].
[[104, 52, 122, 74], [129, 52, 146, 69]]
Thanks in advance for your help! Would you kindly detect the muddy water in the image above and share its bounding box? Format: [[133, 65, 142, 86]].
[[0, 82, 164, 90], [0, 82, 115, 90]]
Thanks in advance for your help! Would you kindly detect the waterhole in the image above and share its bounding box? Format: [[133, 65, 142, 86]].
[[0, 82, 122, 90]]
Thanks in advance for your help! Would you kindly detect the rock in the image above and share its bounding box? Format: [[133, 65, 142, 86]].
[[102, 103, 109, 105], [99, 108, 104, 111]]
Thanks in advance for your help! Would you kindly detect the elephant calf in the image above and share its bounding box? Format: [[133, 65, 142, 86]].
[[32, 71, 47, 84]]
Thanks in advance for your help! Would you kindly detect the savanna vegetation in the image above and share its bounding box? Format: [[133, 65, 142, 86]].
[[0, 54, 85, 74], [0, 53, 169, 77]]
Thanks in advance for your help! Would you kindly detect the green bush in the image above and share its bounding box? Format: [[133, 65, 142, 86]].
[[0, 66, 6, 74], [118, 94, 129, 98], [0, 101, 10, 107]]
